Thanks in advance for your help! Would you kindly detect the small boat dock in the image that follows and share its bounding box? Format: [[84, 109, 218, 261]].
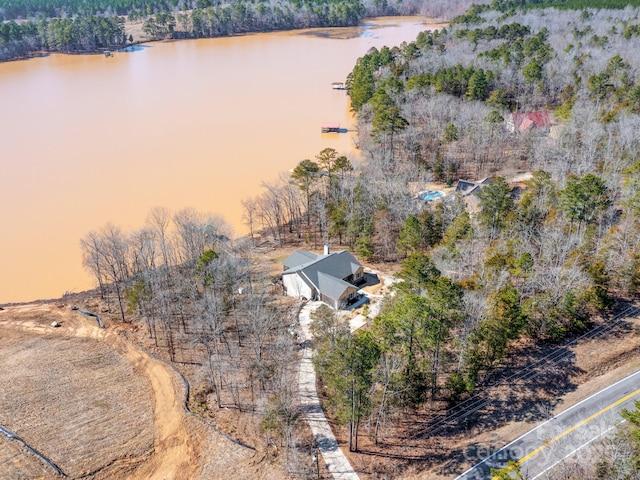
[[321, 122, 340, 133], [331, 82, 345, 90]]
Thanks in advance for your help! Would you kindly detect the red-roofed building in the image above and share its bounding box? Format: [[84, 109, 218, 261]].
[[504, 111, 551, 133]]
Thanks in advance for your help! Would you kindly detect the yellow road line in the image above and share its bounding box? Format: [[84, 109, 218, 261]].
[[491, 387, 640, 479]]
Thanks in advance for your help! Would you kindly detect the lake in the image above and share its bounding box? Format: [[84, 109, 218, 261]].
[[0, 16, 437, 303]]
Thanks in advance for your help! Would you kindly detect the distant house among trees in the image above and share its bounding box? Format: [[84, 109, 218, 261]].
[[454, 177, 491, 213], [282, 247, 364, 309], [504, 111, 551, 133], [453, 176, 528, 218]]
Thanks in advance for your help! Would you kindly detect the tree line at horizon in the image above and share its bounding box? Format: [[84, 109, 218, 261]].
[[0, 0, 434, 61], [0, 15, 128, 57], [0, 0, 366, 60], [0, 0, 374, 20]]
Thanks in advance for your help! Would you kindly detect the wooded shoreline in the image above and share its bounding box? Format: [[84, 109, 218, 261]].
[[0, 0, 439, 63], [0, 13, 447, 63]]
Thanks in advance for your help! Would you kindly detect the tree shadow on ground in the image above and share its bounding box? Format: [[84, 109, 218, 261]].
[[428, 315, 636, 477], [417, 343, 583, 477], [347, 344, 582, 477], [314, 433, 340, 452], [350, 313, 638, 478], [312, 303, 639, 478]]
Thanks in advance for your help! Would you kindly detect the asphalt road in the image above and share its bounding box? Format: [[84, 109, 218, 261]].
[[454, 369, 640, 479]]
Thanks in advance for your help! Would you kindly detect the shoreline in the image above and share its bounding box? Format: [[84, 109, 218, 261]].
[[0, 16, 444, 304], [0, 14, 448, 64]]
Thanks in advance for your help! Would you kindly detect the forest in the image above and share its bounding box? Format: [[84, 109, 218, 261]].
[[0, 0, 366, 60], [48, 0, 640, 477], [0, 0, 432, 60], [236, 0, 640, 475], [78, 208, 321, 474]]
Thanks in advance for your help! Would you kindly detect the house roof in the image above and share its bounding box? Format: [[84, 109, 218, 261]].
[[450, 178, 493, 213], [520, 117, 534, 130], [316, 272, 357, 301], [282, 250, 320, 270], [284, 250, 361, 277], [283, 250, 363, 301], [507, 111, 551, 131], [455, 177, 489, 196], [465, 194, 483, 213], [455, 180, 478, 194]]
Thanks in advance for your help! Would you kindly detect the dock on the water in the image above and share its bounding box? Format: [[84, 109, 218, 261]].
[[331, 82, 345, 90], [321, 122, 340, 133]]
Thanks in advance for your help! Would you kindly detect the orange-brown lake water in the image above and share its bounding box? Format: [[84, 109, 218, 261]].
[[0, 16, 434, 303]]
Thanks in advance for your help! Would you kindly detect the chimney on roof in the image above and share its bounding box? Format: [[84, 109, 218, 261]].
[[324, 244, 330, 256]]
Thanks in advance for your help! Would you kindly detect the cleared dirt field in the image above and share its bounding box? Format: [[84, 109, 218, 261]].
[[0, 310, 154, 478], [0, 301, 284, 480], [0, 434, 53, 478]]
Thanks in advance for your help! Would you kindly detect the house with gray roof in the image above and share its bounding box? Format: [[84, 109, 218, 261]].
[[282, 247, 364, 309], [453, 177, 490, 213]]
